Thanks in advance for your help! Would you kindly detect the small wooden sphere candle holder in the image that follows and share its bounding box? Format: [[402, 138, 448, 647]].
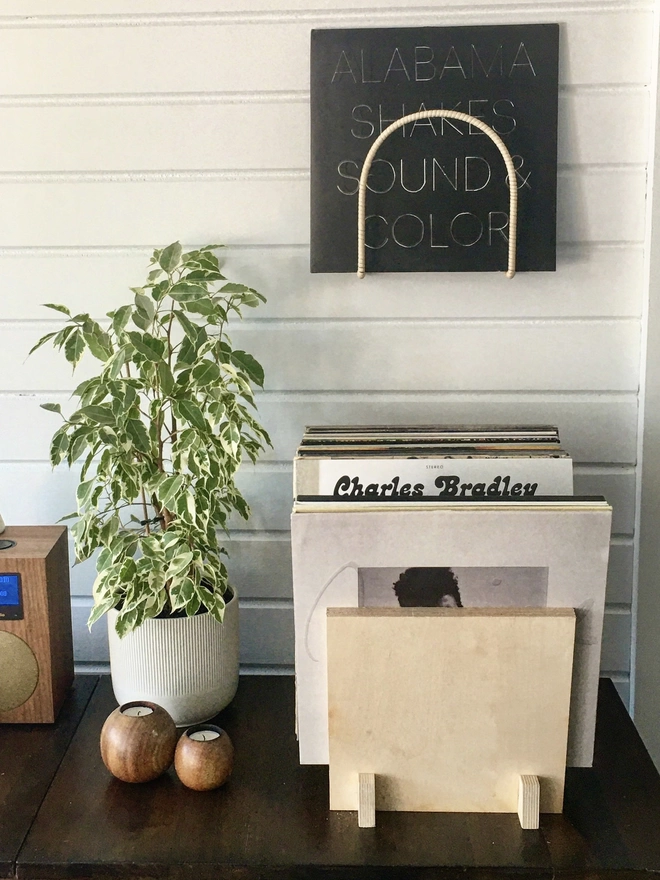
[[100, 701, 177, 783], [174, 724, 234, 791]]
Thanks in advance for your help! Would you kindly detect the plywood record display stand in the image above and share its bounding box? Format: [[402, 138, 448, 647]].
[[326, 607, 576, 830]]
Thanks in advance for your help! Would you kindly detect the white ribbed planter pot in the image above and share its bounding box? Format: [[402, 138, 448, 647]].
[[107, 589, 239, 726]]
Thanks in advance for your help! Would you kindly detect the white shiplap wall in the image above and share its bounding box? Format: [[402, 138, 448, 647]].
[[0, 1, 653, 699]]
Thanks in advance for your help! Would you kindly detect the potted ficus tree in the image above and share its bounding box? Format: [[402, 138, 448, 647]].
[[30, 241, 271, 724]]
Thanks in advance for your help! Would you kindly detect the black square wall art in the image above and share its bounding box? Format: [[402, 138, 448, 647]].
[[310, 24, 559, 274]]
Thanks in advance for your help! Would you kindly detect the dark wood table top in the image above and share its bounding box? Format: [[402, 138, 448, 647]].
[[10, 676, 660, 880], [0, 676, 96, 879]]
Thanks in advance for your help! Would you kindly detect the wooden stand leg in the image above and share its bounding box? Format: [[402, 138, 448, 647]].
[[358, 773, 376, 828], [518, 775, 540, 830]]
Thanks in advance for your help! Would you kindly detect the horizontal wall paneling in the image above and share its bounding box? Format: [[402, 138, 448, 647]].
[[0, 13, 652, 95], [0, 462, 633, 535], [0, 1, 654, 17], [0, 391, 638, 464], [70, 599, 295, 667], [0, 90, 645, 172], [0, 462, 636, 547], [0, 244, 645, 321], [2, 320, 641, 393], [0, 3, 648, 685], [69, 598, 628, 680], [61, 530, 631, 608], [601, 609, 633, 673], [0, 169, 647, 245]]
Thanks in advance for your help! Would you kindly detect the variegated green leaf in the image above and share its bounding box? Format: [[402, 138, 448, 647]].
[[159, 241, 183, 273], [40, 402, 62, 415], [64, 330, 86, 367], [43, 303, 71, 316], [174, 399, 207, 433], [157, 474, 185, 509], [127, 332, 165, 362], [230, 350, 264, 387], [28, 331, 57, 356], [126, 418, 151, 453], [191, 360, 221, 386]]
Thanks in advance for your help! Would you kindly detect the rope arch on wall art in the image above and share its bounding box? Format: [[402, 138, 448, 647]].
[[356, 110, 518, 279]]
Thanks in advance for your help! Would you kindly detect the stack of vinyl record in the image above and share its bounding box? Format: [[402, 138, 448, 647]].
[[293, 423, 574, 500], [289, 424, 612, 772]]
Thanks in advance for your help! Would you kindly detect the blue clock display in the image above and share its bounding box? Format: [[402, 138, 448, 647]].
[[0, 574, 20, 605], [0, 574, 22, 616]]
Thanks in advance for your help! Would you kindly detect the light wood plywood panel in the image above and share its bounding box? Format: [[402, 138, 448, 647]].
[[0, 391, 638, 465], [0, 13, 651, 94], [327, 607, 575, 813], [70, 599, 294, 666], [0, 91, 645, 173], [0, 244, 645, 321]]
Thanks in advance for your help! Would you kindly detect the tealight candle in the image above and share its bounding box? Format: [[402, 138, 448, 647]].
[[174, 724, 234, 791], [121, 705, 154, 717], [100, 701, 177, 783], [188, 728, 220, 742]]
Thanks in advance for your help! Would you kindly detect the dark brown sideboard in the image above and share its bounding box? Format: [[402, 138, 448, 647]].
[[0, 676, 95, 878], [2, 675, 660, 880]]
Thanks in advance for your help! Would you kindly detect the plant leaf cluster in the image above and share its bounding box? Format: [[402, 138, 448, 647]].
[[31, 242, 271, 637]]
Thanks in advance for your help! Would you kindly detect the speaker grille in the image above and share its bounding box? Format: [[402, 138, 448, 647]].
[[0, 631, 39, 711]]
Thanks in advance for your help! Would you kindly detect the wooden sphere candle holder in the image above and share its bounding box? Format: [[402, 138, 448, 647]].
[[100, 701, 177, 783], [174, 724, 234, 791]]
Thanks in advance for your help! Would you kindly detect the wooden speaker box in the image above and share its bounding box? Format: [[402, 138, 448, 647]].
[[0, 526, 74, 723]]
